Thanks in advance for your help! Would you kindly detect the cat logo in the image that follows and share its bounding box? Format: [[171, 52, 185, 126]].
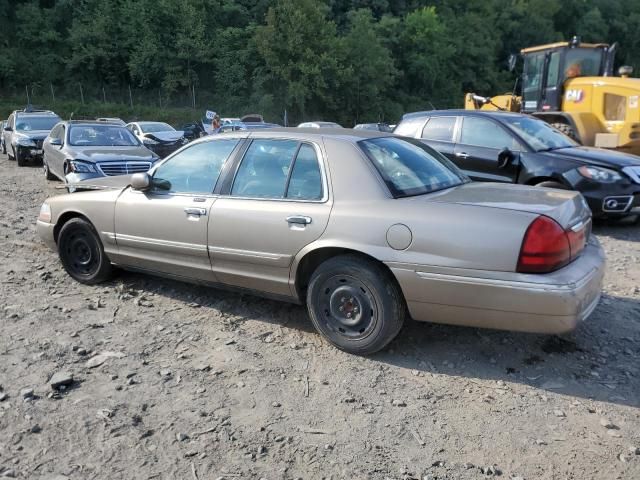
[[565, 89, 585, 103]]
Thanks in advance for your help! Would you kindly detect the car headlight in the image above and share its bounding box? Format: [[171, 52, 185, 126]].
[[38, 203, 51, 223], [143, 138, 158, 145], [577, 166, 623, 183], [68, 160, 96, 173], [17, 137, 36, 147]]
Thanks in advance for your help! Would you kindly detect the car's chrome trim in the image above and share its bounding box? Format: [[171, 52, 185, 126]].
[[97, 161, 152, 176], [602, 195, 633, 212], [116, 233, 207, 252], [208, 245, 287, 261]]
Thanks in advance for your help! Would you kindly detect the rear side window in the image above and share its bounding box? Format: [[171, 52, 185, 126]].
[[421, 117, 456, 142], [459, 117, 515, 150], [394, 116, 426, 137], [232, 140, 324, 200]]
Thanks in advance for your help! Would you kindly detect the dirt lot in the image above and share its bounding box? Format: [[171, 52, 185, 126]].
[[0, 154, 639, 480]]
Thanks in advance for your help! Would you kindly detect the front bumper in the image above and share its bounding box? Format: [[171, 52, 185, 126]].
[[37, 220, 57, 251], [388, 238, 605, 334], [16, 144, 44, 162], [563, 172, 640, 217]]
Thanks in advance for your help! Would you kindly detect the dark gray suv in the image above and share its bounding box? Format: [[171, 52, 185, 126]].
[[3, 109, 61, 166]]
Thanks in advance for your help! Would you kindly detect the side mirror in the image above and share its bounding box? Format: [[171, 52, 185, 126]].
[[49, 138, 62, 146], [130, 172, 151, 191], [497, 148, 515, 169]]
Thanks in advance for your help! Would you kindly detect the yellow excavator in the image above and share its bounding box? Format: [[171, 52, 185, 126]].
[[465, 37, 640, 156]]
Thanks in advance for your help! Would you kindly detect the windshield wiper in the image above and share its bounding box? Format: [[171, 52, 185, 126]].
[[537, 145, 573, 153]]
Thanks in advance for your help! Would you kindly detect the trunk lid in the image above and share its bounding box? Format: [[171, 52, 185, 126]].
[[425, 182, 591, 230]]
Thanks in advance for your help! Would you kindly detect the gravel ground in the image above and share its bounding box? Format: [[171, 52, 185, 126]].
[[0, 154, 639, 480]]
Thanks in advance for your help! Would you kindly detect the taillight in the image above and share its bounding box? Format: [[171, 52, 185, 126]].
[[517, 216, 571, 273]]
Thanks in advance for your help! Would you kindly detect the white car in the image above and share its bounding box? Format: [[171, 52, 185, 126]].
[[126, 121, 187, 158], [297, 121, 343, 129]]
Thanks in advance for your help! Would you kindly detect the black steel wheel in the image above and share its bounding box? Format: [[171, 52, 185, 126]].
[[58, 218, 113, 284], [307, 254, 405, 355]]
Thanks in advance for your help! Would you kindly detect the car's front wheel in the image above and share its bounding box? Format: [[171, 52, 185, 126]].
[[16, 148, 26, 167], [57, 218, 113, 284], [307, 254, 406, 355]]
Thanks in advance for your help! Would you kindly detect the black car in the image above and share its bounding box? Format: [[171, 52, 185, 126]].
[[180, 121, 207, 141], [395, 110, 640, 218]]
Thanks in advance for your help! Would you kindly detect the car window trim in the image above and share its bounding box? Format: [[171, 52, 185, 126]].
[[457, 115, 523, 151], [420, 115, 458, 143], [222, 137, 329, 204]]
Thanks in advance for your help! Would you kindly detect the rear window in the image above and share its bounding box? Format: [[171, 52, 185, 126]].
[[359, 137, 467, 198]]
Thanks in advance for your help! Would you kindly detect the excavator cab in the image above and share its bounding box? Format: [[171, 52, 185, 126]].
[[520, 37, 616, 113]]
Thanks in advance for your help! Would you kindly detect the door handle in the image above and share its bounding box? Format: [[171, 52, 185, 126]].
[[286, 215, 312, 225], [455, 152, 469, 159], [184, 207, 207, 216]]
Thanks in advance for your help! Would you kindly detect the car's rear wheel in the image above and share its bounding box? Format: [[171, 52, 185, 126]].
[[307, 254, 405, 355], [536, 180, 569, 190], [43, 158, 56, 180], [58, 218, 113, 284]]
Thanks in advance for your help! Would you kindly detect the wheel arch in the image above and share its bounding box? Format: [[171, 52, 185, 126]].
[[292, 245, 404, 304], [53, 211, 92, 244]]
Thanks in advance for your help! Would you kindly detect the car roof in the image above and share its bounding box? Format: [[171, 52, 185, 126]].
[[216, 127, 392, 142], [14, 110, 59, 117], [401, 109, 529, 121], [64, 121, 128, 126]]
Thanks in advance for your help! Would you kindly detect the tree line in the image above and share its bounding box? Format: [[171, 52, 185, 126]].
[[1, 0, 639, 125]]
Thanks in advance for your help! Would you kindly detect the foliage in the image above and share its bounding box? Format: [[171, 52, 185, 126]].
[[1, 0, 639, 125]]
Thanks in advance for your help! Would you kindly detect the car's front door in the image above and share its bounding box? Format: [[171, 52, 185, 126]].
[[113, 138, 241, 281], [453, 116, 522, 183], [208, 138, 332, 297]]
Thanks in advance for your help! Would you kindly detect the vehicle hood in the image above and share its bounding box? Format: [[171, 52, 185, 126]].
[[422, 182, 590, 228], [539, 146, 640, 169], [71, 146, 154, 162], [16, 131, 50, 140], [143, 131, 184, 142]]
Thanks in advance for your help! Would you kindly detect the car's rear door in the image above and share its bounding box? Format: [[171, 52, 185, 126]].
[[113, 138, 241, 281], [453, 116, 522, 183], [208, 137, 332, 298], [418, 116, 458, 162]]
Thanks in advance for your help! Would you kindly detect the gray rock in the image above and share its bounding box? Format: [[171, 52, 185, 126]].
[[392, 399, 407, 407], [607, 430, 622, 438], [272, 401, 281, 407], [1, 469, 16, 478], [553, 409, 566, 417], [176, 432, 189, 442], [49, 371, 73, 390], [599, 418, 617, 429], [20, 388, 34, 399], [0, 392, 7, 402], [630, 446, 640, 455], [160, 369, 172, 377]]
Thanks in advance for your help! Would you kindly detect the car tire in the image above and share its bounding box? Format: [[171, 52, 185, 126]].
[[57, 218, 113, 285], [536, 180, 569, 190], [1, 140, 5, 155], [16, 149, 26, 167], [43, 158, 56, 180], [8, 146, 15, 161], [306, 254, 406, 355], [550, 122, 579, 142]]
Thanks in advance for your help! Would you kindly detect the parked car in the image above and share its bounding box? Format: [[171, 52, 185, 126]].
[[180, 121, 207, 141], [37, 129, 603, 355], [395, 110, 640, 219], [43, 121, 158, 186], [298, 121, 343, 128], [126, 121, 187, 158], [3, 109, 61, 166], [96, 117, 126, 126], [218, 122, 281, 133], [0, 120, 7, 153], [354, 122, 393, 132]]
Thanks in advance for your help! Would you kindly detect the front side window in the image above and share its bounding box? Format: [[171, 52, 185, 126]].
[[421, 117, 456, 142], [523, 53, 544, 101], [231, 139, 299, 198], [152, 139, 239, 194], [564, 48, 603, 79], [359, 137, 467, 198], [459, 117, 517, 150], [546, 51, 560, 86]]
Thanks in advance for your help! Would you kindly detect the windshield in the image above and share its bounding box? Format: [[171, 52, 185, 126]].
[[564, 48, 603, 78], [359, 137, 467, 198], [139, 122, 175, 133], [69, 125, 140, 146], [501, 116, 578, 151], [15, 116, 60, 131]]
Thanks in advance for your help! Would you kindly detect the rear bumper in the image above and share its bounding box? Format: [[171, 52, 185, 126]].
[[388, 239, 605, 334], [37, 220, 57, 251]]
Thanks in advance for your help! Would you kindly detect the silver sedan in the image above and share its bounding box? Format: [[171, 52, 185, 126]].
[[37, 129, 604, 355]]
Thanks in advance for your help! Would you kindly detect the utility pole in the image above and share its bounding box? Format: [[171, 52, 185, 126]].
[[128, 84, 133, 108], [50, 83, 55, 103], [79, 83, 85, 105], [25, 85, 30, 105], [102, 86, 106, 104], [192, 84, 196, 109]]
